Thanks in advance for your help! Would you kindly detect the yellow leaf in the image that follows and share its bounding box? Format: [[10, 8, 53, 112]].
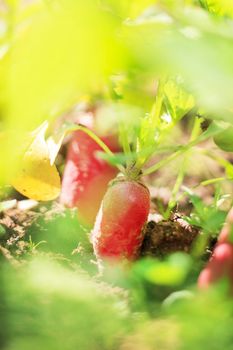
[[11, 121, 61, 201]]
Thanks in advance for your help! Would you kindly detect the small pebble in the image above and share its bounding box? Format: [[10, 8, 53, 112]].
[[17, 199, 38, 211], [0, 199, 17, 212]]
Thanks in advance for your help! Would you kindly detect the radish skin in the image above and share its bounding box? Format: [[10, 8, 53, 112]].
[[198, 208, 233, 291], [60, 131, 118, 225], [92, 179, 150, 260]]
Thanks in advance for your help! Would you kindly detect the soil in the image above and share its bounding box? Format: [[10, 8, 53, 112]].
[[0, 206, 39, 263], [0, 199, 203, 263], [141, 218, 199, 258]]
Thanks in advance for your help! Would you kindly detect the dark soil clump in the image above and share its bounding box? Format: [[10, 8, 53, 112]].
[[141, 218, 199, 258]]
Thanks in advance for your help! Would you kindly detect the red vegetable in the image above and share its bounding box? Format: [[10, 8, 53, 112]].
[[91, 178, 150, 260], [198, 243, 233, 289], [198, 208, 233, 291], [60, 130, 119, 225]]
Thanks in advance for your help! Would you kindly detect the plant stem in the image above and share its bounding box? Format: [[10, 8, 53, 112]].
[[151, 79, 165, 130], [200, 177, 226, 186], [134, 78, 165, 172], [201, 149, 233, 177], [164, 116, 202, 217], [143, 148, 184, 176], [118, 123, 133, 168], [50, 122, 126, 174], [191, 230, 209, 258], [69, 125, 127, 174], [77, 125, 115, 157], [164, 159, 186, 218], [143, 121, 222, 176], [174, 177, 226, 205]]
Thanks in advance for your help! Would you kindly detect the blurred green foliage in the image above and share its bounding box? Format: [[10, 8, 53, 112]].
[[1, 254, 233, 350], [186, 191, 227, 236], [1, 258, 131, 350], [26, 206, 95, 270], [1, 0, 233, 183], [0, 0, 127, 184], [133, 253, 192, 287]]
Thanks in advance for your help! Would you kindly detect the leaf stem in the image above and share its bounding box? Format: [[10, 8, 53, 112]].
[[143, 122, 223, 176], [134, 78, 166, 172], [151, 78, 165, 130], [143, 149, 184, 176], [164, 116, 203, 217], [51, 122, 126, 174], [76, 125, 115, 158], [118, 123, 133, 168], [175, 177, 226, 204]]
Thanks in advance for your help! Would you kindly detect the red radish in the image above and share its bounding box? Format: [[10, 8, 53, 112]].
[[198, 243, 233, 289], [91, 178, 150, 260], [218, 208, 233, 244], [60, 130, 119, 225], [198, 208, 233, 291]]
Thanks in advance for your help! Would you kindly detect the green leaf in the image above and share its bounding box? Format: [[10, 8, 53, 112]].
[[134, 253, 192, 287], [185, 192, 227, 235], [125, 5, 233, 120], [136, 76, 195, 167], [162, 76, 195, 123], [214, 124, 233, 152], [96, 151, 134, 167], [207, 151, 233, 179], [0, 224, 6, 236], [203, 0, 233, 17]]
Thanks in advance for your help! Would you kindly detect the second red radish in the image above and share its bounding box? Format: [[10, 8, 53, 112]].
[[198, 208, 233, 291], [60, 130, 119, 225]]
